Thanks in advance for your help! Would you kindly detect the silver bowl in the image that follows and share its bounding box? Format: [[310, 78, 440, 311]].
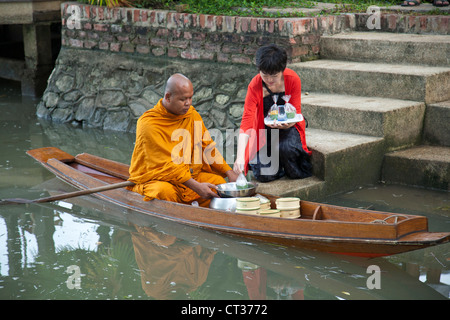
[[216, 182, 256, 198], [209, 197, 237, 211]]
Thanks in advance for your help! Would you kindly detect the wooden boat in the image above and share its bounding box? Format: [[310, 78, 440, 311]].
[[26, 147, 450, 258]]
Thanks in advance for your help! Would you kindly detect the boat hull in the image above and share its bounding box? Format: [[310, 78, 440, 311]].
[[26, 147, 450, 257]]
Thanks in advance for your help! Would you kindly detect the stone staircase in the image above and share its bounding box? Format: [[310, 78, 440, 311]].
[[256, 31, 450, 199]]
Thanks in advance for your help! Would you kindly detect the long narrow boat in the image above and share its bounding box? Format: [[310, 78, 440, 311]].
[[26, 147, 450, 258]]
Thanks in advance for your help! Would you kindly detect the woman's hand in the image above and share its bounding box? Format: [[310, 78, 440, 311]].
[[266, 121, 296, 129], [226, 170, 239, 182], [233, 157, 245, 174], [234, 133, 249, 174]]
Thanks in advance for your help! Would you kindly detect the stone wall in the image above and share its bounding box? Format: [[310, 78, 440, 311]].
[[37, 47, 254, 131], [37, 2, 449, 133]]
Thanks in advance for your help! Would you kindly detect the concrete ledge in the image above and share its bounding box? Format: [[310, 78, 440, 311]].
[[382, 145, 450, 191], [0, 0, 63, 24]]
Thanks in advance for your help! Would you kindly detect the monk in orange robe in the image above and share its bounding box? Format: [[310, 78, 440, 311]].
[[128, 73, 238, 207]]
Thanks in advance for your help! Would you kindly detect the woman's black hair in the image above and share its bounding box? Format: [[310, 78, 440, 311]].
[[255, 44, 287, 75]]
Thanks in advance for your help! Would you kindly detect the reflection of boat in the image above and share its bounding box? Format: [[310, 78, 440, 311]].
[[27, 147, 450, 258]]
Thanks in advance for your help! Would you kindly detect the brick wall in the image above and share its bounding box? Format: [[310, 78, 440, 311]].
[[61, 2, 448, 65], [60, 2, 360, 64]]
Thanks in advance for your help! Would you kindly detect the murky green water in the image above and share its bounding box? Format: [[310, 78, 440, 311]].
[[0, 79, 449, 300]]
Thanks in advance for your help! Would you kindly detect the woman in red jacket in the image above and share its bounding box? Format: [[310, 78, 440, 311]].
[[233, 44, 312, 182]]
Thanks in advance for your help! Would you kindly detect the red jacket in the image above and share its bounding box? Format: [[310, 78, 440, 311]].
[[240, 68, 311, 173]]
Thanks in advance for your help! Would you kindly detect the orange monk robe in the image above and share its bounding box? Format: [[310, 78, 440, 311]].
[[128, 98, 231, 207]]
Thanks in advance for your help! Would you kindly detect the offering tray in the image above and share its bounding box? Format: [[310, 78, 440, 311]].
[[264, 113, 304, 125]]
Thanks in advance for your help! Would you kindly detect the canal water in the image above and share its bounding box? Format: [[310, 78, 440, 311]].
[[0, 79, 449, 300]]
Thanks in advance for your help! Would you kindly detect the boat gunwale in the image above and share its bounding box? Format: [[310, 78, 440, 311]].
[[69, 153, 422, 223], [70, 157, 428, 230], [41, 160, 443, 246], [44, 155, 432, 241], [70, 151, 427, 227], [25, 147, 450, 254]]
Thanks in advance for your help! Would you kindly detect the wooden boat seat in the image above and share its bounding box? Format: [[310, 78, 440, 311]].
[[74, 153, 130, 180]]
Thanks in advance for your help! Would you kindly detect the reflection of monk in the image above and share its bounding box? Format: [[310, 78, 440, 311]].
[[131, 225, 216, 299], [127, 73, 237, 207]]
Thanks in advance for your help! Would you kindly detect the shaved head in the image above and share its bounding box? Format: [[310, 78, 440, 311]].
[[165, 73, 192, 96], [162, 73, 194, 115]]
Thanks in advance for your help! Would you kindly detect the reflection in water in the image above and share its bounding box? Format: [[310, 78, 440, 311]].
[[131, 225, 216, 299], [0, 79, 449, 300], [0, 191, 449, 300]]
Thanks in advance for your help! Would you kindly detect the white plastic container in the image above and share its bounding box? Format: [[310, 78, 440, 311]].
[[275, 197, 300, 210], [236, 208, 260, 215], [236, 197, 261, 210], [260, 209, 281, 217], [280, 208, 301, 219]]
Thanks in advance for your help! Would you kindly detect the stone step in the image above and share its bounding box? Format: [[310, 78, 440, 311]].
[[301, 92, 425, 149], [253, 129, 385, 198], [254, 175, 326, 200], [423, 100, 450, 147], [307, 128, 384, 195], [306, 128, 384, 191], [291, 59, 450, 104], [320, 32, 450, 67], [382, 145, 450, 191]]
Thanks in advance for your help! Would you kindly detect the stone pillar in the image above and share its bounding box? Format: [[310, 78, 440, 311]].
[[22, 23, 54, 97]]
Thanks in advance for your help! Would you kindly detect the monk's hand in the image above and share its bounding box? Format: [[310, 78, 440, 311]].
[[184, 178, 219, 199], [195, 182, 219, 199]]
